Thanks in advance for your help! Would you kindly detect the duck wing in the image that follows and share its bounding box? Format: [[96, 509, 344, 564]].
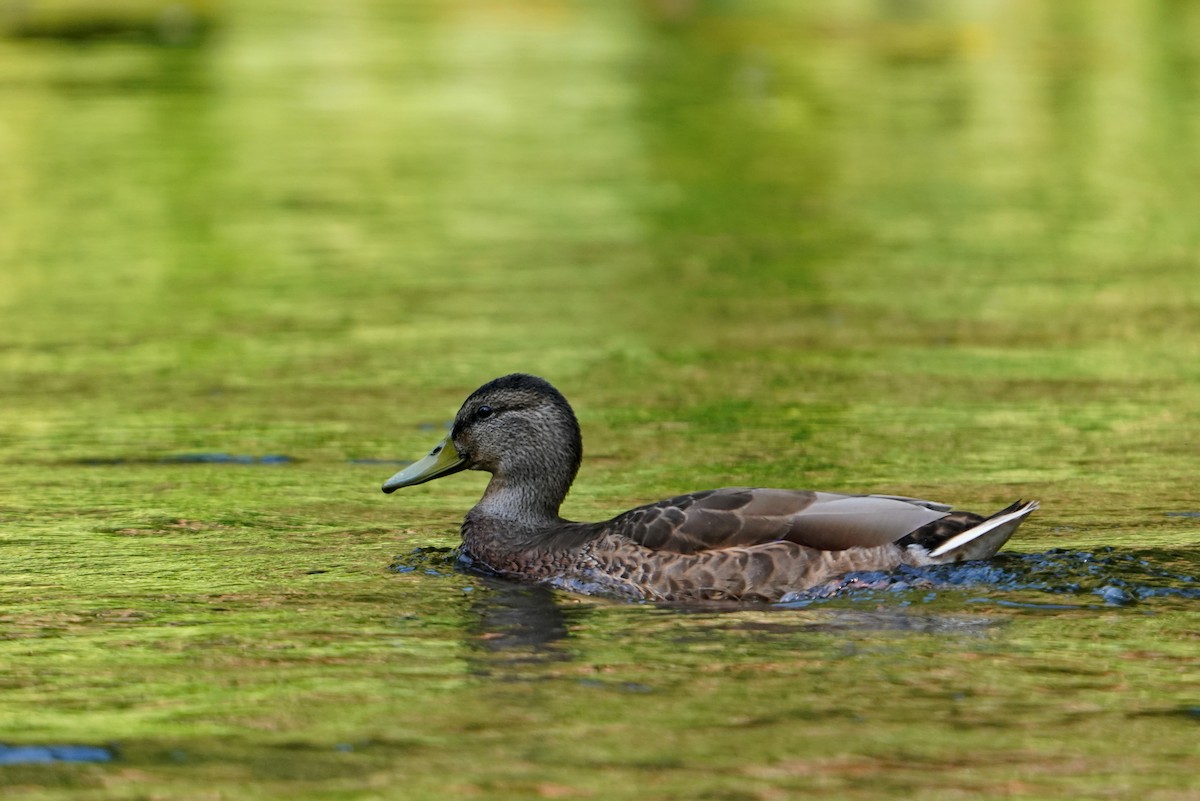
[[607, 488, 951, 554]]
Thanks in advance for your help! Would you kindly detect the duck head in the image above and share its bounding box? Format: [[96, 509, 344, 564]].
[[382, 374, 583, 518]]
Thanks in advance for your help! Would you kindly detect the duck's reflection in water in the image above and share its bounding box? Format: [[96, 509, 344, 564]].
[[463, 579, 595, 675]]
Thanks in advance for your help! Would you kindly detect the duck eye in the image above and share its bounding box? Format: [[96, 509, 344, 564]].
[[475, 405, 494, 420]]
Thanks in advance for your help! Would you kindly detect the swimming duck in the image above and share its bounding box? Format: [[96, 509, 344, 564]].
[[382, 374, 1038, 603]]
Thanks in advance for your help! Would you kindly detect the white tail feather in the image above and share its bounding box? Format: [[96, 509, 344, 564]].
[[928, 500, 1040, 561]]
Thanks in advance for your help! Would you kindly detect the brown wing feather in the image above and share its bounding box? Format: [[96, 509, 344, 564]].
[[606, 488, 950, 554]]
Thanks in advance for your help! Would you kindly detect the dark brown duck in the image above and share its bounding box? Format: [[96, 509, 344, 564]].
[[382, 374, 1039, 603]]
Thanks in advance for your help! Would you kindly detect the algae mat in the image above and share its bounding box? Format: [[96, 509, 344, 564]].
[[1, 1, 1198, 799]]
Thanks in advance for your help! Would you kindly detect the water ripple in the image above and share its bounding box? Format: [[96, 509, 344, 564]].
[[778, 549, 1200, 608], [0, 744, 113, 765]]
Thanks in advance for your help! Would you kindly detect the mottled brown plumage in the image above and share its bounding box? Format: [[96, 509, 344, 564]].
[[382, 374, 1039, 602]]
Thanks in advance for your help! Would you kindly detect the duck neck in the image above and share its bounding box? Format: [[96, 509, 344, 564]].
[[473, 469, 572, 527]]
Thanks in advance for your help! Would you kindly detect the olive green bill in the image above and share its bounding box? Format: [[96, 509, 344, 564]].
[[381, 437, 468, 493]]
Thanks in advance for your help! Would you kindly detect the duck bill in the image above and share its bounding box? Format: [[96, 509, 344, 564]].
[[381, 437, 467, 493]]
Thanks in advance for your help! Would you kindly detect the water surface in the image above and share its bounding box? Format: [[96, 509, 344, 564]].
[[1, 1, 1198, 798]]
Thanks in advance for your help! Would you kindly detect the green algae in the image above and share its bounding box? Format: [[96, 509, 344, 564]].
[[2, 1, 1199, 799]]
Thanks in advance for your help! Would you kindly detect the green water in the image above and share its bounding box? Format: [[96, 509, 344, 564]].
[[2, 1, 1198, 798]]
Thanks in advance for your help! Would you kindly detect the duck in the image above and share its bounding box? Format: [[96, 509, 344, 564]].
[[381, 373, 1038, 603]]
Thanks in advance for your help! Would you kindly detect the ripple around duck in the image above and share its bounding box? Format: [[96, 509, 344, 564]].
[[389, 547, 459, 577], [777, 548, 1200, 609], [392, 546, 1199, 611]]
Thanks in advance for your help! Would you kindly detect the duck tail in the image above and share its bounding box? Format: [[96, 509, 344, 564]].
[[927, 499, 1039, 562]]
